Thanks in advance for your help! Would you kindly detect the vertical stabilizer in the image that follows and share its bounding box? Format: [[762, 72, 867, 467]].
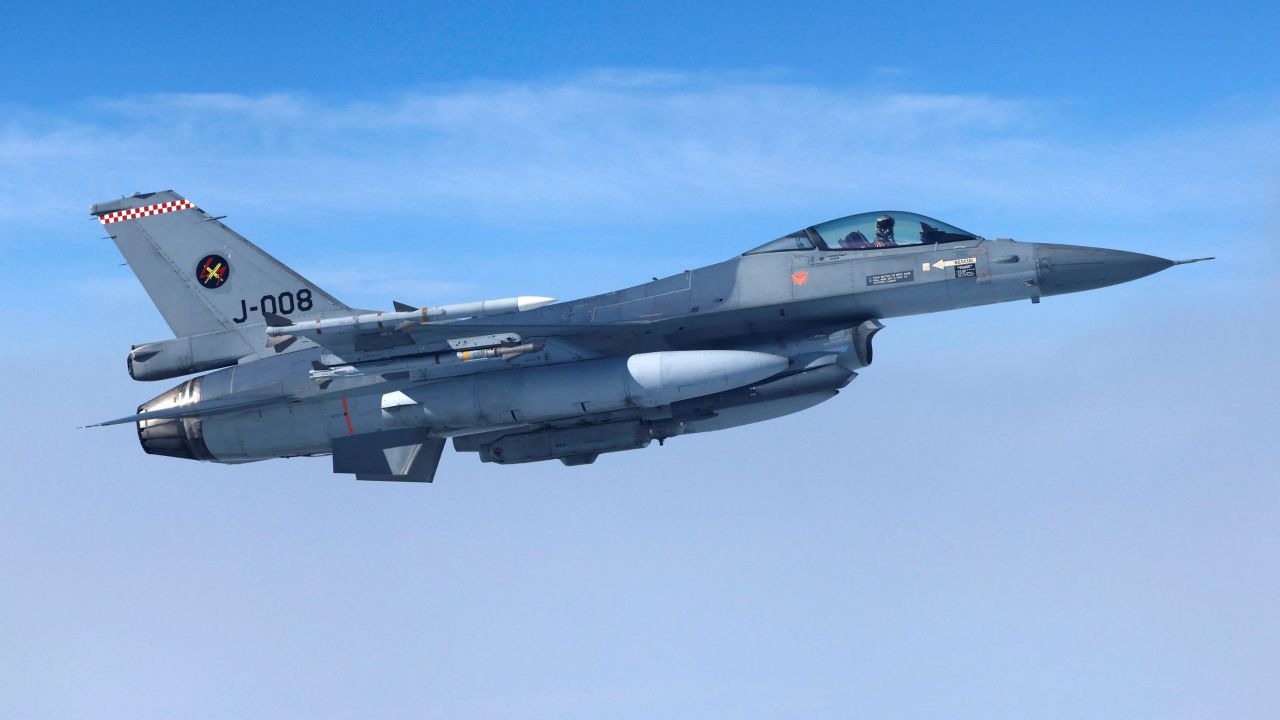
[[91, 190, 347, 345]]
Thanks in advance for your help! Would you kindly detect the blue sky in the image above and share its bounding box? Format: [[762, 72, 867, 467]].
[[2, 3, 1278, 718]]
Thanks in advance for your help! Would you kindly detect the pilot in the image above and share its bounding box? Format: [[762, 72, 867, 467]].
[[840, 230, 873, 249], [874, 215, 896, 247]]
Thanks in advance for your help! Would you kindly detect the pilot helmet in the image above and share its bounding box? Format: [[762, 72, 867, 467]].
[[875, 215, 895, 232]]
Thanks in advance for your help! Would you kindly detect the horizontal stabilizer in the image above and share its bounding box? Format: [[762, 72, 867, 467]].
[[83, 393, 291, 428], [332, 428, 444, 482]]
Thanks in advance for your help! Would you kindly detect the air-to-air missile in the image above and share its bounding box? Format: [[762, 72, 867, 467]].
[[87, 192, 1211, 481], [264, 295, 557, 343]]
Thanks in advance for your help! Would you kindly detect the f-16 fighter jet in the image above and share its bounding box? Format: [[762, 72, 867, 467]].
[[87, 191, 1210, 481]]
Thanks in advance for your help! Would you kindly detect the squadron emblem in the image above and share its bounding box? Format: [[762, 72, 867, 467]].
[[196, 254, 230, 289]]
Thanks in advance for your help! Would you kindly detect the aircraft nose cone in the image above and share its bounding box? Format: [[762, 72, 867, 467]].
[[1035, 244, 1174, 296]]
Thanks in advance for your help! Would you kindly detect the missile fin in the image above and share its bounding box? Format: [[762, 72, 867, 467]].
[[267, 334, 297, 352], [263, 312, 292, 328]]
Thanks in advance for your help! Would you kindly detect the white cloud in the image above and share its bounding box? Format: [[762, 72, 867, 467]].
[[0, 72, 1275, 236], [300, 261, 479, 306]]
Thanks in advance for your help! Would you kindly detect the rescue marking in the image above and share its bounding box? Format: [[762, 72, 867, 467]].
[[791, 270, 810, 286], [341, 396, 355, 436], [922, 257, 977, 272], [97, 199, 195, 224]]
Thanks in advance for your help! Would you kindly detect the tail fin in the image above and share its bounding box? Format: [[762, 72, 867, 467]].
[[91, 190, 347, 341]]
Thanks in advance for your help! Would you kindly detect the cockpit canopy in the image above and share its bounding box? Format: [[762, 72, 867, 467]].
[[747, 211, 981, 255]]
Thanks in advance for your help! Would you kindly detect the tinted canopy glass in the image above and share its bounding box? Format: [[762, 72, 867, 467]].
[[746, 212, 980, 255], [810, 211, 979, 250]]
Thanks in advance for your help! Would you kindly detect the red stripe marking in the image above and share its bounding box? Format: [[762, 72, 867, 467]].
[[341, 396, 355, 436]]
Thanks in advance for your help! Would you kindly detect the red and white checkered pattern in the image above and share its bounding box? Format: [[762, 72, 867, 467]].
[[97, 198, 195, 225]]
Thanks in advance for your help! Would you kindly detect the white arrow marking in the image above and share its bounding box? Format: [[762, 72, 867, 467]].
[[928, 257, 977, 270]]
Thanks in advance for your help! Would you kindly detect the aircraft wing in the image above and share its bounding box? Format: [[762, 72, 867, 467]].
[[260, 273, 703, 359], [263, 310, 650, 359]]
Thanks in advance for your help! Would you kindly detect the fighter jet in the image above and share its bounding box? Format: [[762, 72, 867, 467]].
[[87, 191, 1210, 481]]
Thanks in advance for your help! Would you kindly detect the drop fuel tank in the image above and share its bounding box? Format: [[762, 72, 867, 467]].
[[381, 350, 790, 431]]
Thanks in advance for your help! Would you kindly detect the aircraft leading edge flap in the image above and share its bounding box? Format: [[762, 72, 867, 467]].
[[332, 428, 444, 483]]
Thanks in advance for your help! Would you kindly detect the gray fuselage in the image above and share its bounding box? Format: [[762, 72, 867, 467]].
[[133, 232, 1172, 471]]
